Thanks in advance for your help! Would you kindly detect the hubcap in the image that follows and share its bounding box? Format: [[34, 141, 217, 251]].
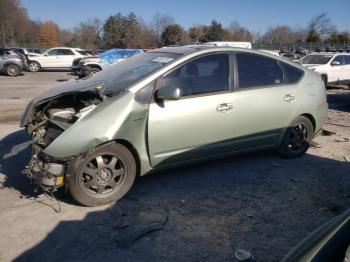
[[79, 154, 126, 195], [288, 123, 308, 152], [29, 63, 39, 72], [7, 65, 18, 76]]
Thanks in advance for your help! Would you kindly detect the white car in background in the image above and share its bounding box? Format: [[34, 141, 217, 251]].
[[28, 47, 90, 72], [300, 53, 350, 85]]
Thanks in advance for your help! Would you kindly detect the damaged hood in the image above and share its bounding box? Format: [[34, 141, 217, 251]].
[[20, 73, 125, 127]]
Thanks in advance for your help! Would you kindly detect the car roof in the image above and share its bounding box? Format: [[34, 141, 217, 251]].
[[148, 45, 258, 55]]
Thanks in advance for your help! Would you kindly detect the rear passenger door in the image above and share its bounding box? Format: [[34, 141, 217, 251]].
[[58, 49, 76, 67], [232, 52, 303, 148], [328, 55, 346, 83]]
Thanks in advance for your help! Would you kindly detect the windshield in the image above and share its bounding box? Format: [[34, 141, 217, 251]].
[[88, 52, 181, 94], [77, 50, 89, 56], [301, 55, 333, 65]]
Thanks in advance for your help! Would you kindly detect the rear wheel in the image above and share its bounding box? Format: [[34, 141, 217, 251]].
[[5, 64, 20, 76], [278, 116, 314, 158], [28, 61, 40, 72], [68, 143, 136, 206]]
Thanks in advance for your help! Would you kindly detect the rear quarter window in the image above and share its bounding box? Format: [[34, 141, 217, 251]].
[[281, 62, 304, 84]]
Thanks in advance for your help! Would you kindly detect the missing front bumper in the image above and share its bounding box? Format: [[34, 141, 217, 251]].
[[24, 157, 66, 192]]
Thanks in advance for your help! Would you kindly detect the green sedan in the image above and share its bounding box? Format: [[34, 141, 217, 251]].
[[21, 46, 328, 206]]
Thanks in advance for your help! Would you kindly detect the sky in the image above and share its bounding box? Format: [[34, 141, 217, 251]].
[[22, 0, 350, 33]]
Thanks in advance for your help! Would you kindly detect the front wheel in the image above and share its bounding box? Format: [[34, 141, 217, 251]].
[[67, 143, 136, 206], [5, 64, 20, 76], [28, 61, 40, 72], [278, 116, 314, 158]]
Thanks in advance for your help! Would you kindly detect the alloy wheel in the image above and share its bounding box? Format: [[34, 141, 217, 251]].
[[28, 62, 39, 72], [79, 154, 126, 195], [288, 123, 309, 153], [6, 65, 19, 76]]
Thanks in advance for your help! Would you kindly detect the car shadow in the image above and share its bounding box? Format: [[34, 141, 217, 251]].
[[0, 129, 33, 196], [327, 91, 350, 113], [0, 128, 348, 261]]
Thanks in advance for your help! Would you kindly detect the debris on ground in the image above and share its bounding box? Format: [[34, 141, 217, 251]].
[[333, 137, 349, 143], [321, 129, 336, 136], [114, 210, 168, 248], [235, 248, 255, 261], [290, 178, 302, 183], [271, 162, 284, 168]]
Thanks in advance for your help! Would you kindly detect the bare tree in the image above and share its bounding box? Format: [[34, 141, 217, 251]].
[[151, 13, 175, 43], [262, 25, 298, 44], [227, 21, 252, 42], [70, 18, 103, 48], [306, 13, 334, 42]]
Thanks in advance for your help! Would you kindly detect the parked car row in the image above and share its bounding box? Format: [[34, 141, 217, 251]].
[[0, 46, 145, 78]]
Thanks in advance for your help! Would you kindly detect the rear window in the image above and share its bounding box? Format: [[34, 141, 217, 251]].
[[281, 62, 304, 83]]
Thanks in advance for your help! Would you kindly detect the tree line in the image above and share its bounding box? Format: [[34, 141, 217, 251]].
[[1, 0, 349, 49]]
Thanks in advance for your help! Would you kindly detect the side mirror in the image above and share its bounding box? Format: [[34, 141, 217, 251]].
[[156, 85, 181, 101], [44, 53, 49, 56], [331, 61, 341, 66]]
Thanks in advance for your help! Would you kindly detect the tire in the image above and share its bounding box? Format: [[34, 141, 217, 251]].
[[67, 143, 136, 206], [321, 75, 328, 87], [278, 116, 314, 158], [28, 61, 40, 72], [5, 64, 20, 76]]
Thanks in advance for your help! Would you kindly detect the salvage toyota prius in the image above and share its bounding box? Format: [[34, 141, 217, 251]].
[[21, 46, 328, 206]]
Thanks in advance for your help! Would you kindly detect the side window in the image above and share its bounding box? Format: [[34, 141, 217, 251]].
[[58, 49, 74, 55], [47, 49, 59, 56], [237, 53, 284, 88], [281, 62, 304, 83], [332, 56, 345, 65], [345, 56, 350, 65], [162, 53, 230, 96], [0, 49, 4, 56]]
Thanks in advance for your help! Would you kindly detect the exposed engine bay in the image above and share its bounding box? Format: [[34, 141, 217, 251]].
[[25, 91, 104, 192]]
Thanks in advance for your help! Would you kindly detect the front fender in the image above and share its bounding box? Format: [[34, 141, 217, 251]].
[[43, 91, 145, 159]]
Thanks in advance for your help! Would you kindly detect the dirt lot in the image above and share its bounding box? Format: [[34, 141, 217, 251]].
[[0, 72, 349, 262]]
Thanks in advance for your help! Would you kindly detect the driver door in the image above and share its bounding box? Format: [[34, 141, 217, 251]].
[[148, 53, 235, 167]]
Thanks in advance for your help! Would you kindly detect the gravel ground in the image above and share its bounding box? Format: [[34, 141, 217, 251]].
[[0, 72, 349, 262]]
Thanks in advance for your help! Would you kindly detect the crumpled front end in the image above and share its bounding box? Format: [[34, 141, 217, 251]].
[[23, 89, 105, 193]]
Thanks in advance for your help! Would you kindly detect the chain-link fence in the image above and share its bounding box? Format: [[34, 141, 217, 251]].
[[252, 42, 349, 51]]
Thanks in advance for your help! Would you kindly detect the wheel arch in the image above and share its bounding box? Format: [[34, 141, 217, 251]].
[[300, 113, 316, 133], [94, 139, 141, 177], [86, 63, 102, 70], [4, 62, 21, 68]]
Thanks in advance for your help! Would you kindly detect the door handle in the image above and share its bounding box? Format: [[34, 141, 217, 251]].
[[283, 94, 295, 102], [216, 103, 233, 113]]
